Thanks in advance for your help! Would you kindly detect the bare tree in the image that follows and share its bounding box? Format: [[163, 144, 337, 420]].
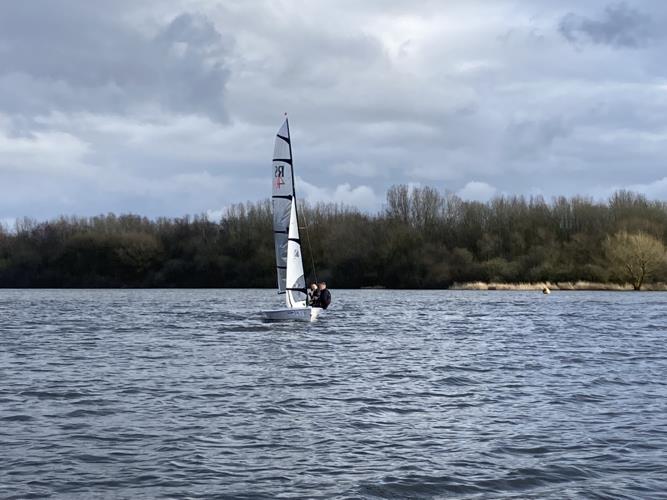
[[410, 186, 442, 229], [604, 231, 667, 290], [386, 184, 410, 223]]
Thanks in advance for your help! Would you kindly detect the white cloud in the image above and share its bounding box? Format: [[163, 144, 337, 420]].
[[0, 217, 16, 232], [627, 177, 667, 199], [205, 207, 227, 221], [457, 181, 497, 202], [297, 177, 380, 211], [332, 183, 380, 210], [0, 122, 91, 176]]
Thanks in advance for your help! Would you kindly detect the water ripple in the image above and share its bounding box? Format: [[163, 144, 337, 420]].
[[1, 289, 666, 498]]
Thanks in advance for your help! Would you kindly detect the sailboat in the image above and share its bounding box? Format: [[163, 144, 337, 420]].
[[261, 117, 323, 322]]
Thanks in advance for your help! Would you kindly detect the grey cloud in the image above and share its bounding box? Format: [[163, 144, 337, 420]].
[[3, 0, 667, 221], [0, 3, 230, 121], [505, 117, 569, 159], [278, 32, 384, 88], [559, 3, 654, 48]]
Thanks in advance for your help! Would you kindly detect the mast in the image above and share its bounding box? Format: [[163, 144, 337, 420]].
[[285, 115, 299, 310], [285, 116, 300, 238]]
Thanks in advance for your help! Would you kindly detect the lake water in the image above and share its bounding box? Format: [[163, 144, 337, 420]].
[[1, 289, 666, 499]]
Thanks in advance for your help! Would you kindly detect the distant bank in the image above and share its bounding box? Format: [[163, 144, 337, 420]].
[[2, 188, 665, 289], [452, 281, 667, 291]]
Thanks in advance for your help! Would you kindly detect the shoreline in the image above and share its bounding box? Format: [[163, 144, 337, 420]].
[[451, 281, 667, 291], [1, 282, 667, 291]]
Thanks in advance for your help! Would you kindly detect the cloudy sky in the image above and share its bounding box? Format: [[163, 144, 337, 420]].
[[1, 0, 667, 222]]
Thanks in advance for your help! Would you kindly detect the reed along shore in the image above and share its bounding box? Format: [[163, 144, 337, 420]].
[[451, 281, 667, 291]]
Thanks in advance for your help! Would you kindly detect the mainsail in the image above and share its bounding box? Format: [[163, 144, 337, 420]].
[[272, 118, 307, 308]]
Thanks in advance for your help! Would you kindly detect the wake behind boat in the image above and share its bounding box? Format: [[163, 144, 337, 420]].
[[261, 117, 322, 322]]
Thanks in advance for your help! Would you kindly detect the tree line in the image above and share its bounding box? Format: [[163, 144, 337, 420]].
[[1, 186, 666, 289]]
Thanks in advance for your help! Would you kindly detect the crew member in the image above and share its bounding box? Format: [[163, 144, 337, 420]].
[[318, 282, 331, 309]]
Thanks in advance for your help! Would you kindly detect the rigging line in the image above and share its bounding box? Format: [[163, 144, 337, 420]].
[[300, 203, 318, 284], [285, 114, 318, 285]]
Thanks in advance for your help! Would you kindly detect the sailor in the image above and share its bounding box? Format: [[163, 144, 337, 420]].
[[307, 283, 320, 306], [318, 282, 331, 309]]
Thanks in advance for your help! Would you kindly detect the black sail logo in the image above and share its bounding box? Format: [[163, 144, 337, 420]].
[[274, 164, 285, 189]]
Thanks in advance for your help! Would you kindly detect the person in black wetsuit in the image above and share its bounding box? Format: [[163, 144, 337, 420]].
[[318, 282, 331, 309], [307, 283, 319, 306]]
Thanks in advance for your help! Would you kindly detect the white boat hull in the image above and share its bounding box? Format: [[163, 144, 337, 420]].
[[261, 307, 322, 322]]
